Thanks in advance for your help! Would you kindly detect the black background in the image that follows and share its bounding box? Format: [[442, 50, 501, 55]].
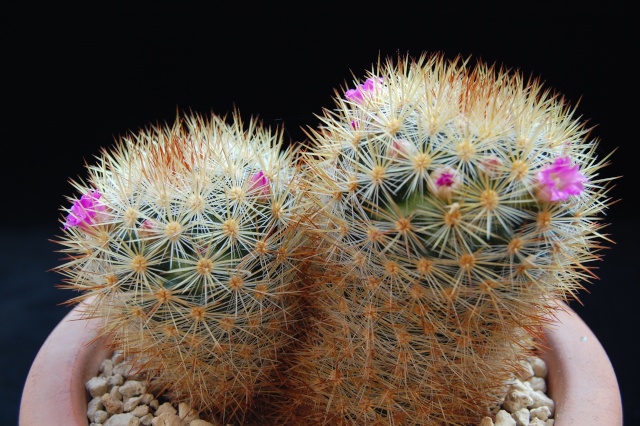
[[3, 3, 637, 425]]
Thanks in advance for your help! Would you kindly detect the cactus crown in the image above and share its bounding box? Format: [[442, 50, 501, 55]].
[[304, 52, 613, 304]]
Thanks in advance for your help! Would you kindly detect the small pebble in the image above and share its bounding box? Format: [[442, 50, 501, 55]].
[[155, 402, 177, 416], [120, 380, 146, 397], [87, 396, 104, 420], [94, 409, 109, 423], [512, 407, 529, 425], [124, 395, 144, 412], [528, 357, 548, 378], [131, 404, 150, 417], [495, 410, 517, 426], [86, 376, 109, 398], [530, 406, 552, 421], [104, 412, 140, 426], [100, 358, 114, 377]]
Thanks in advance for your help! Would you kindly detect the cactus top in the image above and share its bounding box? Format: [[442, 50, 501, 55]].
[[302, 52, 615, 304]]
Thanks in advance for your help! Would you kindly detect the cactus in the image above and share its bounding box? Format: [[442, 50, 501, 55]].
[[53, 110, 308, 424], [274, 53, 616, 425], [52, 52, 616, 426]]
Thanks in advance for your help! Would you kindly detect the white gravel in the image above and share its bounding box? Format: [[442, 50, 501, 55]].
[[85, 351, 555, 426]]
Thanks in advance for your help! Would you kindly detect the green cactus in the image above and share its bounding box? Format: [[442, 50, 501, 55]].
[[274, 53, 616, 425], [53, 110, 308, 424]]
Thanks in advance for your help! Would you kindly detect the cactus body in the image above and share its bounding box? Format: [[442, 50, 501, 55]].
[[52, 52, 616, 426], [54, 111, 306, 423], [278, 53, 615, 425]]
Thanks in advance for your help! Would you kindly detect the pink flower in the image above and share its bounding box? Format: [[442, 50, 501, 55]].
[[64, 190, 105, 230], [345, 77, 383, 103], [345, 87, 366, 103], [389, 138, 416, 159], [436, 173, 456, 187], [536, 156, 587, 202], [249, 170, 271, 200], [361, 77, 380, 91], [138, 219, 158, 239], [478, 156, 503, 177], [428, 166, 461, 200]]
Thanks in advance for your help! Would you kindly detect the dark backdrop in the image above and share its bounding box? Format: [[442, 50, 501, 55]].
[[4, 4, 637, 425]]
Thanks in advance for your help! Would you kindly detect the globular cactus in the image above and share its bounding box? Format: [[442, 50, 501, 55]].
[[276, 53, 616, 425], [53, 111, 308, 424]]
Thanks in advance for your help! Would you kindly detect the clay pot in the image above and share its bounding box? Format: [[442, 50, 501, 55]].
[[540, 301, 623, 425], [19, 300, 622, 425], [19, 301, 110, 426]]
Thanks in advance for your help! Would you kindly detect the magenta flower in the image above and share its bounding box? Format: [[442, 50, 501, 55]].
[[436, 173, 456, 187], [64, 190, 105, 230], [345, 87, 365, 103], [536, 156, 588, 202], [428, 166, 460, 200], [248, 170, 271, 200], [361, 77, 380, 91], [345, 77, 383, 103]]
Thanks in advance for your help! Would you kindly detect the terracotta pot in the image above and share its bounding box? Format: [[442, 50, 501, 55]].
[[19, 301, 110, 426], [19, 300, 623, 426], [540, 301, 623, 425]]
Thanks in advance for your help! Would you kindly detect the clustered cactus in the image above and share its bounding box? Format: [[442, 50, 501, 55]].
[[54, 53, 616, 425]]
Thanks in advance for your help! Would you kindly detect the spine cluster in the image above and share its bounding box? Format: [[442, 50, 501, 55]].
[[54, 53, 615, 425]]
